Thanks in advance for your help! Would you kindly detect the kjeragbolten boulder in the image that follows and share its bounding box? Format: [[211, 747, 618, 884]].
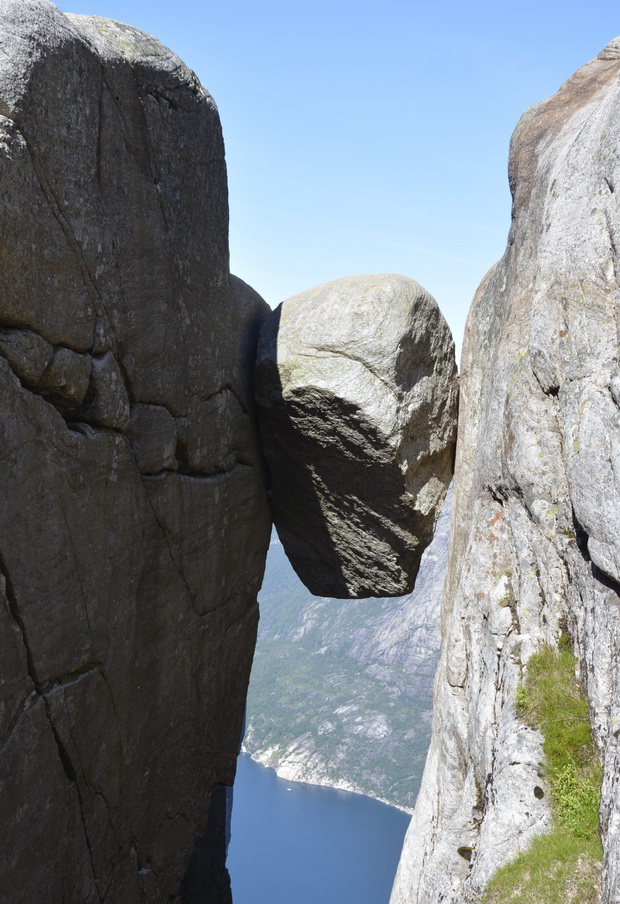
[[255, 273, 458, 598]]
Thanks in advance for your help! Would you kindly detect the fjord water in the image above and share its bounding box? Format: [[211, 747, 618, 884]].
[[228, 754, 410, 903]]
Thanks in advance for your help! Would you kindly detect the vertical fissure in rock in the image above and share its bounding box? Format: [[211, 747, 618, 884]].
[[0, 555, 102, 898], [0, 553, 39, 689]]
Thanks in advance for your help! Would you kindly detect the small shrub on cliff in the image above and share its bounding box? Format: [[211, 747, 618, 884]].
[[482, 642, 602, 904]]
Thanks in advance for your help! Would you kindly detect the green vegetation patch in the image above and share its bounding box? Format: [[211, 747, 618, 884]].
[[483, 639, 602, 904], [483, 832, 601, 904]]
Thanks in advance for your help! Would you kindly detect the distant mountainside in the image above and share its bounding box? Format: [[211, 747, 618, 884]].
[[242, 488, 451, 811]]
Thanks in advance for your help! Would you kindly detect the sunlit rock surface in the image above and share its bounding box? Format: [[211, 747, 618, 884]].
[[391, 37, 620, 904], [255, 273, 458, 599], [0, 3, 270, 901]]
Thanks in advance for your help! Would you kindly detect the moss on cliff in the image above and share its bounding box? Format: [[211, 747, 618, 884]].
[[482, 640, 602, 904]]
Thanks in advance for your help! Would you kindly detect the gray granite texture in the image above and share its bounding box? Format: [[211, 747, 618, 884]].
[[255, 273, 458, 598], [0, 3, 271, 902], [391, 37, 620, 904]]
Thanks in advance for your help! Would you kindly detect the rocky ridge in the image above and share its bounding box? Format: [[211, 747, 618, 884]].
[[391, 37, 620, 904]]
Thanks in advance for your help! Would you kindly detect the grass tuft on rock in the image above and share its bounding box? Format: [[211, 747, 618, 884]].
[[482, 640, 602, 904]]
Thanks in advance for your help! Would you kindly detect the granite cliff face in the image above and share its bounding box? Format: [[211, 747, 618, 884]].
[[391, 38, 620, 904], [0, 3, 270, 902]]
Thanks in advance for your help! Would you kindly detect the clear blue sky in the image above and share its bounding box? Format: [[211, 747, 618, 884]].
[[60, 0, 620, 357]]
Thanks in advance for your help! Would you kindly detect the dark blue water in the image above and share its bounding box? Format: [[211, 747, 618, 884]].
[[227, 754, 410, 904]]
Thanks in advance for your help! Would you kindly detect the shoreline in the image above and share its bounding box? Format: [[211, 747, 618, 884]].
[[240, 746, 415, 816]]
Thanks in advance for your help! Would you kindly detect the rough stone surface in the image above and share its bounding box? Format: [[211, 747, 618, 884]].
[[255, 273, 458, 598], [0, 327, 53, 385], [0, 3, 270, 902], [391, 38, 620, 904]]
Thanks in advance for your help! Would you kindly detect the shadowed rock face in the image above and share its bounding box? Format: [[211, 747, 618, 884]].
[[391, 38, 620, 904], [0, 3, 270, 902], [255, 274, 458, 599]]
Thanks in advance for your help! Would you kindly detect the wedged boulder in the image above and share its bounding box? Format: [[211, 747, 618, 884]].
[[0, 3, 270, 902], [255, 273, 458, 598]]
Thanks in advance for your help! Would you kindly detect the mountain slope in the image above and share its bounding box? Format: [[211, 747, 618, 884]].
[[243, 488, 450, 811]]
